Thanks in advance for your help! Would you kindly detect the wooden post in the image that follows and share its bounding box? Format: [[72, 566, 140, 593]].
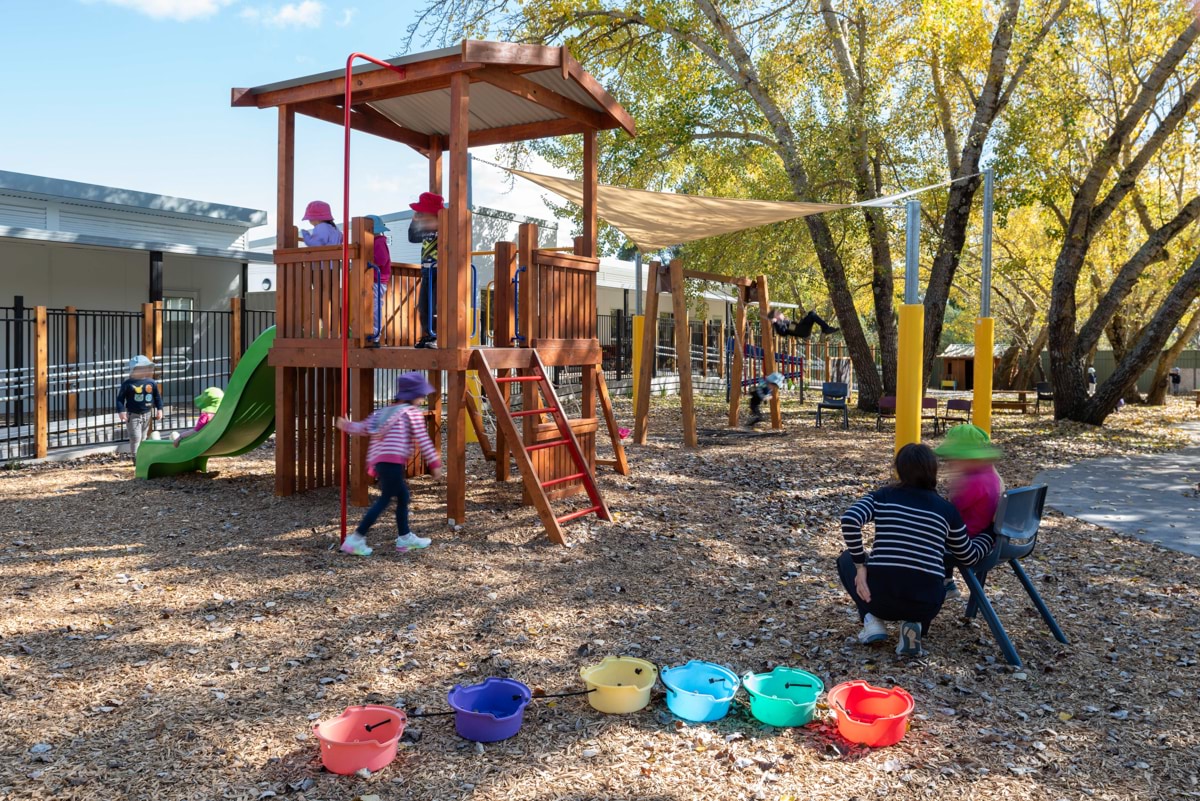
[[755, 276, 781, 429], [141, 303, 155, 358], [493, 240, 516, 481], [274, 105, 297, 496], [633, 260, 661, 443], [445, 72, 470, 525], [65, 306, 78, 422], [34, 306, 48, 459], [670, 259, 697, 448], [230, 297, 243, 370], [727, 294, 746, 427], [582, 131, 598, 258], [350, 368, 374, 506], [278, 106, 296, 248], [517, 223, 537, 351]]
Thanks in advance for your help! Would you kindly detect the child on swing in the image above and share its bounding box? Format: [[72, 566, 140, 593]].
[[746, 372, 784, 427], [767, 308, 838, 339]]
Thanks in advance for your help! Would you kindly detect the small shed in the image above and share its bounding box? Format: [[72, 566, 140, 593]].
[[935, 343, 1007, 391]]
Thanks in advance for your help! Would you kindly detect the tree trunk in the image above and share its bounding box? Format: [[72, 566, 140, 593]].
[[1081, 252, 1200, 425], [922, 0, 1023, 379], [1145, 308, 1200, 405], [1105, 311, 1145, 403], [995, 344, 1020, 390]]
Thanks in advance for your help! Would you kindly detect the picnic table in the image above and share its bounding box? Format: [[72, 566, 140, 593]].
[[992, 390, 1031, 414]]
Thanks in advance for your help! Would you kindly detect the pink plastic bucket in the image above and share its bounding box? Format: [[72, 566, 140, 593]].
[[312, 705, 406, 775]]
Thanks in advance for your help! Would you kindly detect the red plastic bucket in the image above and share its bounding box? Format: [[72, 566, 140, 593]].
[[312, 705, 406, 775], [827, 681, 913, 747]]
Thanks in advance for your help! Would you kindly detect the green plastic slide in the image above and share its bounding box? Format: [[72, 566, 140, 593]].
[[136, 327, 277, 479]]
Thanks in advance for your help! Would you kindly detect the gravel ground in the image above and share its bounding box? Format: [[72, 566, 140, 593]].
[[1, 393, 1198, 801]]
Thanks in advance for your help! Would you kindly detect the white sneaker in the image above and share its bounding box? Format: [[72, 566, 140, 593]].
[[170, 432, 181, 442], [340, 532, 373, 557], [857, 613, 888, 644], [395, 533, 432, 552]]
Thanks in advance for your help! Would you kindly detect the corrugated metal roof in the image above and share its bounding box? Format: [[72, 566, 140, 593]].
[[938, 343, 1008, 359], [368, 73, 582, 136], [0, 170, 266, 226], [243, 45, 462, 97], [0, 226, 273, 262]]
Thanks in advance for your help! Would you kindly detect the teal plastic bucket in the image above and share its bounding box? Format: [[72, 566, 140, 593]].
[[741, 667, 824, 727]]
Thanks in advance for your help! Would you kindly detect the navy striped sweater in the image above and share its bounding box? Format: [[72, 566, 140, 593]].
[[841, 486, 993, 578]]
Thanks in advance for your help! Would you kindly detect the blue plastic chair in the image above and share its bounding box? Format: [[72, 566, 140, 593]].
[[957, 485, 1069, 667], [815, 382, 849, 430]]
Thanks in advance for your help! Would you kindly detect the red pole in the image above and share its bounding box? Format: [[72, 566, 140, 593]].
[[340, 53, 407, 542]]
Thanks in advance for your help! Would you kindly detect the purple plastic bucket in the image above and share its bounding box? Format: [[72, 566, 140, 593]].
[[447, 678, 532, 742]]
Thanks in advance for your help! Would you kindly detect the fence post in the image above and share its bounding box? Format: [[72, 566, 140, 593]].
[[615, 311, 625, 382], [13, 295, 25, 429], [65, 306, 78, 422], [142, 303, 155, 358], [34, 306, 48, 459], [230, 297, 243, 370]]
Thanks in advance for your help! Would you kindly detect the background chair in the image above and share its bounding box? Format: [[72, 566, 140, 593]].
[[876, 395, 896, 431], [942, 398, 971, 430], [956, 484, 1069, 667], [816, 382, 849, 430], [921, 397, 940, 434], [1035, 381, 1054, 414]]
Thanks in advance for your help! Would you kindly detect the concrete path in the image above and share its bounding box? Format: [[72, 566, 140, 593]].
[[1034, 423, 1200, 556]]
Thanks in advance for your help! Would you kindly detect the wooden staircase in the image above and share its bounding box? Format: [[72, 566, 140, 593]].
[[474, 349, 611, 544]]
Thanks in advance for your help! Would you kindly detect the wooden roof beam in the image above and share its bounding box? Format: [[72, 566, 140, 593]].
[[293, 100, 432, 153], [682, 269, 754, 286], [469, 118, 592, 148], [235, 55, 471, 109], [476, 67, 613, 131]]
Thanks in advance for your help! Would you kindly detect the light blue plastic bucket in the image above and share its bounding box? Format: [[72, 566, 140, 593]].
[[660, 660, 740, 722]]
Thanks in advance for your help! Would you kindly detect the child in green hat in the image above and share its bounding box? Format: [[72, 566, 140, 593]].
[[172, 387, 223, 448], [934, 424, 1004, 599]]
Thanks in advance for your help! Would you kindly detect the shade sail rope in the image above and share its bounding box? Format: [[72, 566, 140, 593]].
[[473, 156, 979, 252]]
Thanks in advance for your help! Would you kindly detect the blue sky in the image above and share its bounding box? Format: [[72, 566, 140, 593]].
[[1, 0, 571, 242]]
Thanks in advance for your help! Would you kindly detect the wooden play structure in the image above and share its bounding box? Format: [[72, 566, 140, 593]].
[[233, 41, 635, 544]]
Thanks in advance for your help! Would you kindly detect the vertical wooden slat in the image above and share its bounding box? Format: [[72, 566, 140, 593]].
[[633, 260, 661, 444], [518, 224, 537, 347], [276, 368, 295, 495], [230, 297, 243, 370], [65, 306, 78, 422], [669, 259, 697, 448], [728, 295, 747, 427], [34, 306, 48, 459], [296, 367, 307, 492]]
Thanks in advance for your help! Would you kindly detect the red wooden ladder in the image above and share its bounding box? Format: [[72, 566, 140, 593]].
[[473, 349, 611, 545]]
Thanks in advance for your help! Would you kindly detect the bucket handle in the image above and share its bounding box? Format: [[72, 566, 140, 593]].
[[531, 688, 594, 701], [364, 717, 392, 732]]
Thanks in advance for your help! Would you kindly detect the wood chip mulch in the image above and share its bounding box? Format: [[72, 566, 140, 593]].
[[2, 394, 1198, 801]]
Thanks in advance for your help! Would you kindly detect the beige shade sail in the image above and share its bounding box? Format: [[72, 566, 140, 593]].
[[505, 167, 963, 252]]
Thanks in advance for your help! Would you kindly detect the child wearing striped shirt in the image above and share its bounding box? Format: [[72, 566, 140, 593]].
[[335, 372, 443, 556], [838, 443, 994, 656]]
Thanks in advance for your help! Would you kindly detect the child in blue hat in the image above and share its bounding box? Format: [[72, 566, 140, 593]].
[[365, 214, 391, 348], [746, 372, 784, 427]]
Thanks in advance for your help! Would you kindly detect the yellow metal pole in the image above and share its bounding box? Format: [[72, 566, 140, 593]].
[[972, 317, 994, 436], [632, 314, 644, 411], [895, 303, 924, 453]]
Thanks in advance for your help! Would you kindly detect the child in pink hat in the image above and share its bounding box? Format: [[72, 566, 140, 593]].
[[300, 200, 342, 247]]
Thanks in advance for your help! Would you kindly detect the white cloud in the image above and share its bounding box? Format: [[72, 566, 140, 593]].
[[241, 1, 324, 27], [89, 0, 232, 21], [336, 7, 355, 26]]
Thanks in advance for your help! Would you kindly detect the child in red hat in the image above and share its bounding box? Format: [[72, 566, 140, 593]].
[[408, 192, 443, 348], [300, 200, 342, 247]]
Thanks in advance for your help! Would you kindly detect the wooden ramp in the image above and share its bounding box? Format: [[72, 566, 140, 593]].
[[474, 349, 611, 544]]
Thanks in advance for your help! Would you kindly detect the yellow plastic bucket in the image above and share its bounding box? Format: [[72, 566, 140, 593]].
[[579, 656, 657, 714]]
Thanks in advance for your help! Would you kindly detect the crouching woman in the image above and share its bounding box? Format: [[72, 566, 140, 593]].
[[836, 443, 993, 656]]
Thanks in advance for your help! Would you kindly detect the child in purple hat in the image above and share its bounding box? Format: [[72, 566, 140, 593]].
[[335, 372, 442, 556]]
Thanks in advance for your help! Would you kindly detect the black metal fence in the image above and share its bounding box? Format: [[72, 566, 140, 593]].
[[0, 301, 275, 460], [0, 305, 36, 461]]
